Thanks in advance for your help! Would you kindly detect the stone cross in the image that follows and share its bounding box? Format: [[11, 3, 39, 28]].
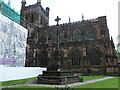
[[55, 16, 61, 50], [55, 16, 61, 26]]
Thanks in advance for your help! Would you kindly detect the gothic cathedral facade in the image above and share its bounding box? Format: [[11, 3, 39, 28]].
[[20, 0, 118, 75]]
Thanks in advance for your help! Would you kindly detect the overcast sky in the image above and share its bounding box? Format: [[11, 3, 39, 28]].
[[3, 0, 119, 47]]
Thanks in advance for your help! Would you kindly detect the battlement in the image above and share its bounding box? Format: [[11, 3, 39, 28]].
[[50, 16, 106, 27]]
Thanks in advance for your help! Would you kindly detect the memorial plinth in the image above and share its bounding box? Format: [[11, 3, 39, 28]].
[[37, 57, 80, 85], [37, 16, 80, 85], [37, 71, 80, 85], [37, 71, 79, 85]]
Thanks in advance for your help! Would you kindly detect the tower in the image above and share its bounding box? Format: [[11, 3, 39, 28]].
[[20, 0, 50, 67], [20, 0, 49, 28]]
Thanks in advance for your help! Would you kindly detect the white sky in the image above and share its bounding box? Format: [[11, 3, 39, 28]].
[[4, 0, 119, 47]]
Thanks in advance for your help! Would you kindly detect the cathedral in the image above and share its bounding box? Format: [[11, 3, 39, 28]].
[[20, 0, 118, 75]]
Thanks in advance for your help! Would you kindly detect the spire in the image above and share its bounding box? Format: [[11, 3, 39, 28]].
[[110, 36, 115, 48], [21, 0, 26, 8], [37, 0, 41, 4], [69, 16, 71, 23], [111, 36, 113, 42], [46, 7, 50, 17], [82, 13, 84, 20]]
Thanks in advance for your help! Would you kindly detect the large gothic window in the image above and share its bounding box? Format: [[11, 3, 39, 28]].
[[60, 31, 67, 43], [52, 51, 64, 65], [87, 30, 96, 40], [73, 30, 81, 42], [89, 49, 100, 65], [50, 32, 56, 42], [38, 35, 46, 45], [71, 49, 81, 66], [36, 50, 49, 67]]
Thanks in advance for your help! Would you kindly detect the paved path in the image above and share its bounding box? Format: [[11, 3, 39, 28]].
[[25, 77, 114, 88], [1, 77, 115, 88]]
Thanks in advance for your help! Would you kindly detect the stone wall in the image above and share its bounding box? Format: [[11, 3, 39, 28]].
[[24, 16, 118, 75]]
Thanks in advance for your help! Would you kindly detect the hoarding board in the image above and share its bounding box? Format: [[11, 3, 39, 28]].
[[0, 13, 27, 67]]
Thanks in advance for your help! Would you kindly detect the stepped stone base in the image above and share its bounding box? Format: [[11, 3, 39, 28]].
[[37, 71, 80, 85]]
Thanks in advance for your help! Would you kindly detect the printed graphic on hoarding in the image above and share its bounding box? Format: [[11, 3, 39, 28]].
[[0, 13, 27, 67]]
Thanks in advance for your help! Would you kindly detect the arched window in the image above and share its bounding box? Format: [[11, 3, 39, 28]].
[[73, 30, 81, 42], [49, 32, 56, 43], [60, 31, 67, 43], [87, 30, 96, 40], [71, 49, 81, 66], [89, 49, 100, 65], [38, 35, 46, 45], [52, 51, 64, 65], [36, 50, 49, 67], [40, 16, 43, 25]]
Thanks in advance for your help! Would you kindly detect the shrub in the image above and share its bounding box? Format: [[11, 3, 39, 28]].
[[79, 77, 83, 82]]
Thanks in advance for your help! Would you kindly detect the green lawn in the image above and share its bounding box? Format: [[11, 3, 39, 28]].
[[11, 77, 119, 90], [81, 75, 106, 81], [2, 87, 55, 90], [2, 76, 119, 90], [2, 77, 37, 86], [14, 86, 54, 90], [73, 77, 119, 88], [15, 77, 118, 89], [1, 75, 105, 86]]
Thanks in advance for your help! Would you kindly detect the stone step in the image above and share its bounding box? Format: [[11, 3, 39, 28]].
[[42, 71, 74, 76], [37, 75, 80, 85]]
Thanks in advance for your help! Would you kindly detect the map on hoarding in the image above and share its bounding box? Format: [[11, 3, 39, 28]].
[[0, 13, 27, 67]]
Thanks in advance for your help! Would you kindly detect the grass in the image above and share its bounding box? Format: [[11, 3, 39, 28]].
[[73, 77, 119, 88], [2, 87, 55, 90], [2, 76, 119, 90], [1, 75, 105, 86], [2, 77, 37, 86], [11, 77, 119, 90], [14, 86, 54, 90], [81, 75, 106, 81]]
